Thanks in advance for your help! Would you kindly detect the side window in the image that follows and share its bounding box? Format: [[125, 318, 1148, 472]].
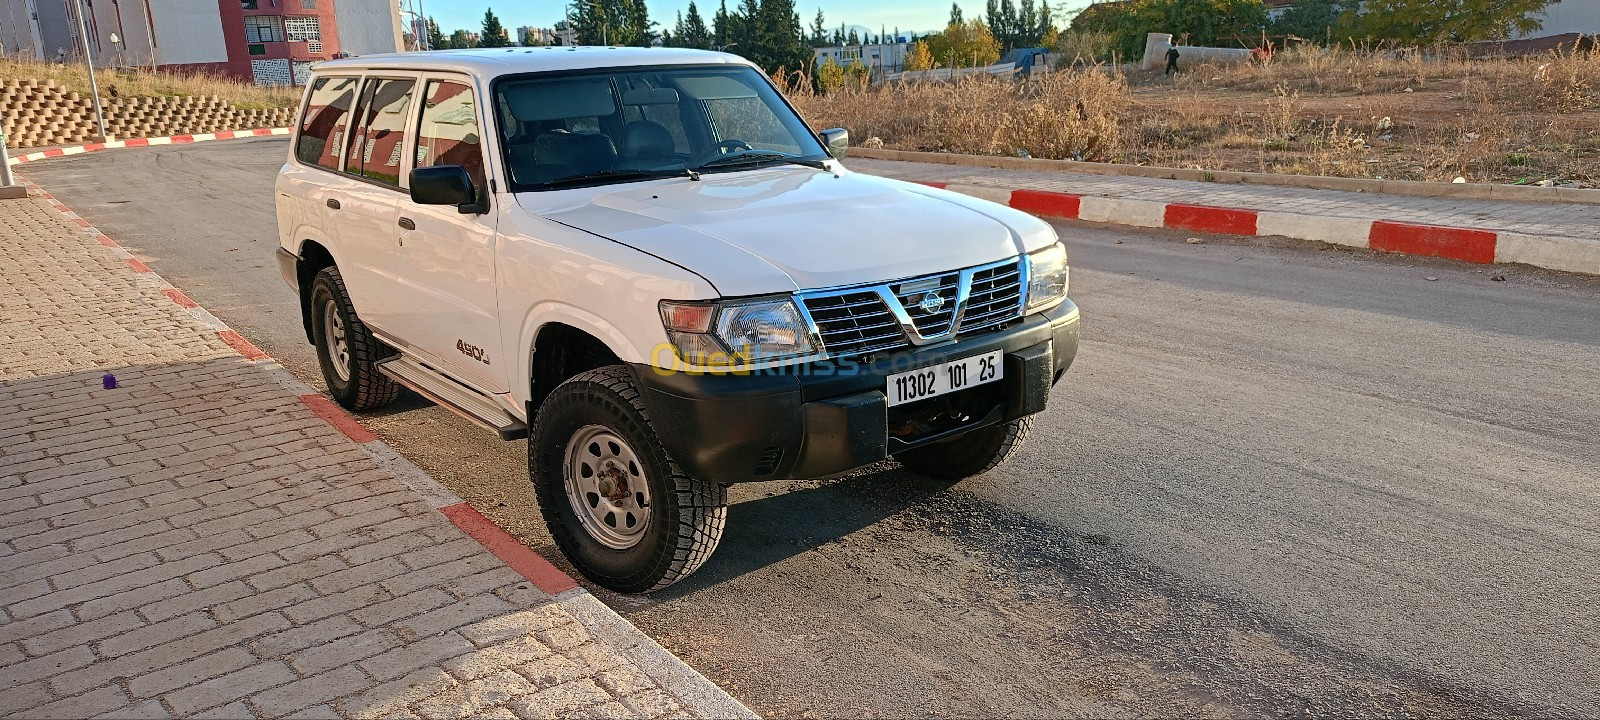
[[295, 75, 359, 170], [344, 77, 415, 187], [415, 80, 486, 193]]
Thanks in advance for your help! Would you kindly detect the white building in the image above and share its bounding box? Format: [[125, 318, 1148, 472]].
[[0, 0, 403, 86], [814, 41, 910, 73], [1515, 0, 1600, 38]]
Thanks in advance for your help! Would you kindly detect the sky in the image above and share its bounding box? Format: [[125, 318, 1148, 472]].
[[424, 1, 1095, 37]]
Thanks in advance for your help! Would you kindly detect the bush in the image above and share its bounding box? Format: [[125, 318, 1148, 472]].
[[786, 70, 1128, 161]]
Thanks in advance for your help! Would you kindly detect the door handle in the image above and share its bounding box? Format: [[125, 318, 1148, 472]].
[[326, 198, 340, 210], [398, 217, 415, 231]]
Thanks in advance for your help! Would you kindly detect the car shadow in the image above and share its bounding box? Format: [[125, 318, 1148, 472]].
[[645, 464, 960, 599]]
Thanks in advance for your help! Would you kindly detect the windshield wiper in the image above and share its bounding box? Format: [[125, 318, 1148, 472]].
[[539, 168, 688, 189], [694, 151, 832, 173]]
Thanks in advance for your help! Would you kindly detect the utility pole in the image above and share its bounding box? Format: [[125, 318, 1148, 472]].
[[72, 0, 110, 141], [143, 0, 158, 70]]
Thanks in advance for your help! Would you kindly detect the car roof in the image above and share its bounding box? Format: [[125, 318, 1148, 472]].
[[311, 46, 757, 78]]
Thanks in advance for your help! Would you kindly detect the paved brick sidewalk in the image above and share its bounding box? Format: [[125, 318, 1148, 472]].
[[846, 157, 1600, 243], [0, 192, 753, 719]]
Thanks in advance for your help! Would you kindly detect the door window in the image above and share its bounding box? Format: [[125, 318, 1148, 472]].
[[295, 75, 359, 170], [415, 80, 486, 193], [344, 78, 415, 187]]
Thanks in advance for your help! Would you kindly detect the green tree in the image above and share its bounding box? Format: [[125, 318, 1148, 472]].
[[809, 9, 828, 47], [949, 2, 964, 25], [1270, 0, 1354, 41], [627, 0, 655, 46], [1073, 0, 1268, 58], [734, 0, 760, 52], [480, 8, 512, 47], [681, 1, 713, 48], [748, 0, 809, 72], [926, 20, 1002, 66], [713, 0, 732, 48], [1355, 0, 1550, 43], [426, 16, 448, 49], [569, 0, 655, 46], [903, 39, 936, 70], [448, 29, 476, 48]]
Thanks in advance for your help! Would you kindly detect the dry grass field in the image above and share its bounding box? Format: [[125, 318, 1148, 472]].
[[785, 44, 1600, 186], [5, 50, 1594, 186], [0, 58, 300, 110]]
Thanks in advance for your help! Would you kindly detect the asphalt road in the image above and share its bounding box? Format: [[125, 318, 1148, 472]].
[[20, 139, 1600, 719]]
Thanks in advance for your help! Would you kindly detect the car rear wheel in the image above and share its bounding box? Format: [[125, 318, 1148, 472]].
[[309, 266, 400, 410], [530, 366, 726, 593], [895, 417, 1033, 480]]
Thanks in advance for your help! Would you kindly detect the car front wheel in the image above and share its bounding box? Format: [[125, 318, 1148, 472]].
[[309, 266, 400, 410], [530, 366, 726, 593]]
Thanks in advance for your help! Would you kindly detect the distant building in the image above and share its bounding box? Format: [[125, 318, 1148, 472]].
[[814, 41, 909, 74], [1514, 0, 1600, 38], [518, 26, 556, 46], [0, 0, 403, 86]]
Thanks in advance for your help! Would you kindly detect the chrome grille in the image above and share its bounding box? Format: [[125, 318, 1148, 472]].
[[800, 257, 1026, 358], [892, 273, 960, 337], [801, 291, 907, 357], [958, 262, 1025, 334]]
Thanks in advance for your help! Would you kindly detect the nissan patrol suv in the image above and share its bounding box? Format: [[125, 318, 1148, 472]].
[[276, 47, 1079, 593]]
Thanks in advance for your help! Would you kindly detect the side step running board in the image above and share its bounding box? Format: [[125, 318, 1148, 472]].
[[377, 354, 528, 440]]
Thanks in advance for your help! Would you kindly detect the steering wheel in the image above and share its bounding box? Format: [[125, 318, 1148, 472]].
[[693, 139, 753, 164]]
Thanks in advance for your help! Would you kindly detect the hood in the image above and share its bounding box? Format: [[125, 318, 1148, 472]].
[[522, 166, 1050, 298]]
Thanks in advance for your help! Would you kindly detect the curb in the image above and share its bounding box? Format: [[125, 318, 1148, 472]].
[[6, 127, 291, 166], [15, 175, 757, 720], [914, 180, 1600, 275], [852, 146, 1600, 206]]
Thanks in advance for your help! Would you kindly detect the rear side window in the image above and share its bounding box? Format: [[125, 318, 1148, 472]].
[[415, 80, 486, 193], [344, 78, 415, 187], [295, 75, 359, 170]]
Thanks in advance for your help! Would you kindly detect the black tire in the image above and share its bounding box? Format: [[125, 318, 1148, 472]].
[[530, 366, 726, 593], [308, 266, 400, 411], [895, 417, 1033, 480]]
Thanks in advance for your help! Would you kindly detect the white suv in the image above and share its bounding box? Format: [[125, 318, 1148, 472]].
[[276, 47, 1079, 592]]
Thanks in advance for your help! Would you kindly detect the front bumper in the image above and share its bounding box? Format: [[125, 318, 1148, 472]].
[[632, 298, 1080, 484]]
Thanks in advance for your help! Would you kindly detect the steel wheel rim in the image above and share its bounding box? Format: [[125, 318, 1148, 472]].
[[564, 424, 652, 550], [322, 301, 351, 382]]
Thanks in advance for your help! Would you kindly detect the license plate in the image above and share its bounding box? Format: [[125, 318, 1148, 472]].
[[886, 350, 1003, 407]]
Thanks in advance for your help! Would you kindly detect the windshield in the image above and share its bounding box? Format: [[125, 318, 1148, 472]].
[[494, 65, 829, 191]]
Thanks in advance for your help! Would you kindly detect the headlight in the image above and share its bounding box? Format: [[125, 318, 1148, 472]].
[[1025, 242, 1069, 311], [659, 297, 815, 366]]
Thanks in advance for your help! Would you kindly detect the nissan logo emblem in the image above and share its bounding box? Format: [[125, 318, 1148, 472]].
[[918, 292, 946, 313]]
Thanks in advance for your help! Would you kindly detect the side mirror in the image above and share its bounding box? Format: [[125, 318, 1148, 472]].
[[410, 165, 483, 214], [820, 127, 849, 158]]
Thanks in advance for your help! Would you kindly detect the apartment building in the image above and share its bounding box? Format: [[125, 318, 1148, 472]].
[[0, 0, 404, 86]]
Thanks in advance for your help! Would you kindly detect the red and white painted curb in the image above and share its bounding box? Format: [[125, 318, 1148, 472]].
[[18, 175, 578, 590], [916, 181, 1600, 275], [18, 177, 755, 717], [6, 127, 290, 166]]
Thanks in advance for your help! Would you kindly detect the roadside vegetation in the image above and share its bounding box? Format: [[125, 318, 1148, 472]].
[[0, 58, 300, 110], [788, 43, 1600, 186]]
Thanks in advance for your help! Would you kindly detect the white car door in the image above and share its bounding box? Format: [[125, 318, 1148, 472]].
[[331, 74, 418, 338], [389, 74, 506, 393]]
